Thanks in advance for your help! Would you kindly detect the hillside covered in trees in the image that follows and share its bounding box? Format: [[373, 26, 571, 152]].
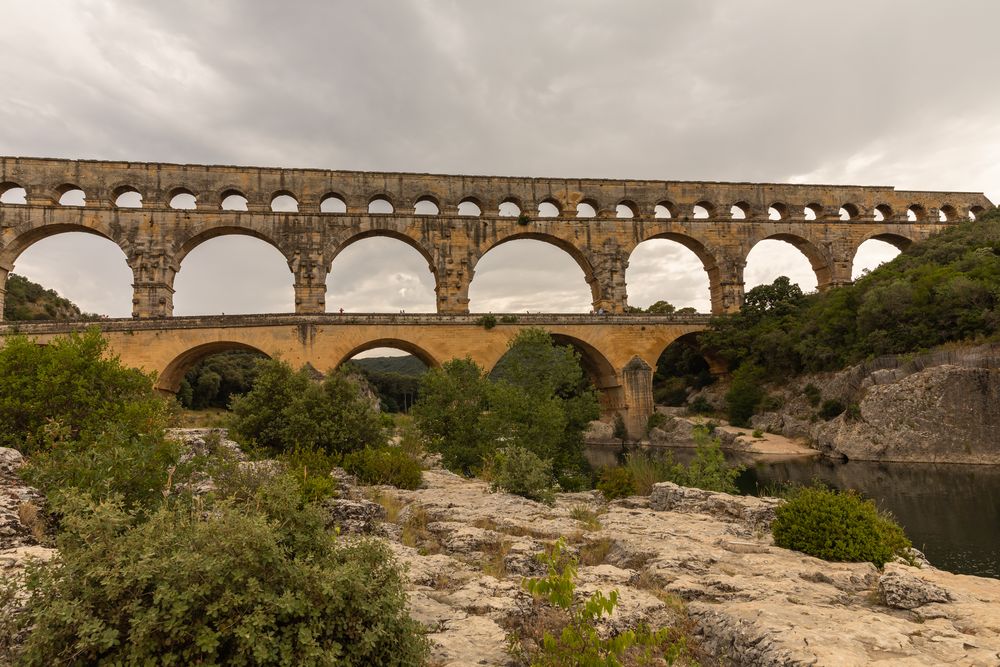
[[2, 273, 88, 321], [704, 208, 1000, 380]]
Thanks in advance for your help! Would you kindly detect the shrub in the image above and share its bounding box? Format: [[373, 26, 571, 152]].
[[596, 466, 636, 500], [725, 362, 765, 427], [681, 427, 743, 494], [7, 486, 428, 666], [621, 451, 681, 496], [818, 399, 846, 420], [517, 212, 531, 226], [520, 538, 684, 666], [342, 447, 423, 490], [771, 484, 913, 568], [280, 446, 342, 502], [0, 330, 171, 455], [487, 445, 556, 504], [229, 360, 386, 457], [612, 413, 628, 444], [476, 314, 498, 329], [646, 411, 668, 434], [687, 395, 714, 415], [802, 383, 822, 407]]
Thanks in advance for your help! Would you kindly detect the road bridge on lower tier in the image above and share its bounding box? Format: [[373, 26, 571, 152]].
[[0, 312, 713, 438]]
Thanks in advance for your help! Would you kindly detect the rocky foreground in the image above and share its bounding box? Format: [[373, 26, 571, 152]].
[[351, 470, 1000, 666], [4, 435, 1000, 666]]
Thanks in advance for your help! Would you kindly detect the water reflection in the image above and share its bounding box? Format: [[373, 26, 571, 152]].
[[584, 445, 1000, 579]]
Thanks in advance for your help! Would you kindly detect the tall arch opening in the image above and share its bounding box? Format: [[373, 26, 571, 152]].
[[4, 231, 132, 318], [175, 346, 270, 415], [852, 237, 906, 279], [744, 237, 820, 293], [338, 340, 435, 413], [652, 335, 715, 408], [158, 341, 269, 395], [326, 236, 436, 313], [468, 238, 593, 313], [173, 235, 293, 315], [626, 238, 711, 313]]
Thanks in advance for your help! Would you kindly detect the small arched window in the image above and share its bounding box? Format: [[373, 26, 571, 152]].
[[457, 199, 482, 216], [839, 204, 859, 221], [768, 203, 787, 221], [320, 194, 347, 213], [169, 189, 197, 210], [730, 203, 749, 219], [0, 182, 26, 204], [873, 204, 892, 222], [803, 204, 822, 221], [221, 191, 249, 211], [576, 202, 597, 218], [615, 202, 636, 219], [654, 202, 674, 219], [414, 198, 439, 215], [498, 199, 521, 217], [57, 184, 86, 207], [271, 192, 299, 212], [907, 205, 925, 222], [368, 197, 394, 214], [939, 205, 957, 222], [692, 201, 713, 219], [113, 186, 143, 208], [537, 200, 560, 218]]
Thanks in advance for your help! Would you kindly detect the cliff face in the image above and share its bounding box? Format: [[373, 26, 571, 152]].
[[752, 345, 1000, 464]]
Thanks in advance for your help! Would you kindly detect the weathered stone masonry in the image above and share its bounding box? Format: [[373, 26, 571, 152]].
[[1, 156, 992, 319], [0, 157, 993, 436]]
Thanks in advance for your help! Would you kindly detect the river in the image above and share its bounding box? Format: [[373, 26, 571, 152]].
[[584, 445, 1000, 579]]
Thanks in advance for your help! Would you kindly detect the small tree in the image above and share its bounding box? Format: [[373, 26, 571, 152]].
[[229, 360, 386, 456]]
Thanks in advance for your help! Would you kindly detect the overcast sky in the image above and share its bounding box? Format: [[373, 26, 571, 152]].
[[3, 0, 999, 325]]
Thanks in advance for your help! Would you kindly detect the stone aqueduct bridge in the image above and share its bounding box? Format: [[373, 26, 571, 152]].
[[0, 313, 710, 436], [0, 157, 993, 434]]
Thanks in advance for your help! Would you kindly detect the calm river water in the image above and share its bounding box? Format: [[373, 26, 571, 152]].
[[584, 445, 1000, 579]]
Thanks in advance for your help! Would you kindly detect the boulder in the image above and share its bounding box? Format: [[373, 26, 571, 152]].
[[649, 481, 782, 533], [321, 497, 387, 534], [879, 570, 953, 610]]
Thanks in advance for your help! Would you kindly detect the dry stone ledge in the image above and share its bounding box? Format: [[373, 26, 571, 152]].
[[649, 481, 782, 533], [879, 569, 954, 610]]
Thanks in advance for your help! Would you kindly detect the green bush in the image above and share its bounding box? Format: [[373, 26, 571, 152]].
[[7, 487, 428, 666], [280, 446, 342, 502], [0, 330, 170, 455], [476, 314, 498, 329], [645, 411, 668, 434], [229, 360, 386, 457], [725, 362, 765, 427], [596, 466, 636, 500], [342, 447, 423, 490], [487, 445, 556, 504], [772, 485, 913, 568], [818, 399, 846, 420], [687, 395, 714, 414], [802, 383, 822, 407], [520, 538, 684, 666], [680, 427, 743, 494]]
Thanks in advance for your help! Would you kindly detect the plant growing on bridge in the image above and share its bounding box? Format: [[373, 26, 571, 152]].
[[229, 359, 386, 457]]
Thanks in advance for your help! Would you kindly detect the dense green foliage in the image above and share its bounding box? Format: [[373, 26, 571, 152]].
[[342, 447, 423, 489], [2, 273, 89, 321], [652, 341, 714, 406], [412, 329, 600, 484], [486, 445, 556, 504], [772, 485, 912, 568], [0, 330, 169, 454], [599, 428, 742, 499], [0, 330, 178, 510], [706, 210, 1000, 378], [596, 466, 636, 500], [7, 482, 428, 666], [178, 350, 266, 409], [229, 359, 386, 456], [520, 538, 683, 666], [347, 357, 426, 413]]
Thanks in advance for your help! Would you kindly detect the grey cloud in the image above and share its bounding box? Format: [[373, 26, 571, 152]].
[[1, 1, 997, 319]]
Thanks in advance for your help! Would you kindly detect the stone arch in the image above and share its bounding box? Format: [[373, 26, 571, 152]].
[[270, 190, 299, 212], [616, 200, 638, 219], [173, 225, 288, 268], [367, 193, 395, 214], [167, 187, 197, 210], [327, 228, 436, 271], [474, 232, 599, 306], [546, 333, 619, 392], [55, 183, 86, 206], [457, 196, 483, 217], [630, 231, 721, 313], [157, 341, 271, 393], [320, 192, 348, 213], [111, 184, 143, 208], [655, 201, 676, 218], [1, 222, 131, 269], [413, 194, 441, 215], [692, 200, 715, 219], [335, 338, 439, 370], [498, 196, 523, 217], [939, 204, 958, 222], [873, 204, 893, 222], [576, 200, 598, 218], [0, 181, 24, 201], [537, 198, 562, 218], [746, 232, 832, 288], [220, 188, 249, 211], [730, 202, 750, 219], [858, 231, 913, 252], [653, 331, 728, 377]]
